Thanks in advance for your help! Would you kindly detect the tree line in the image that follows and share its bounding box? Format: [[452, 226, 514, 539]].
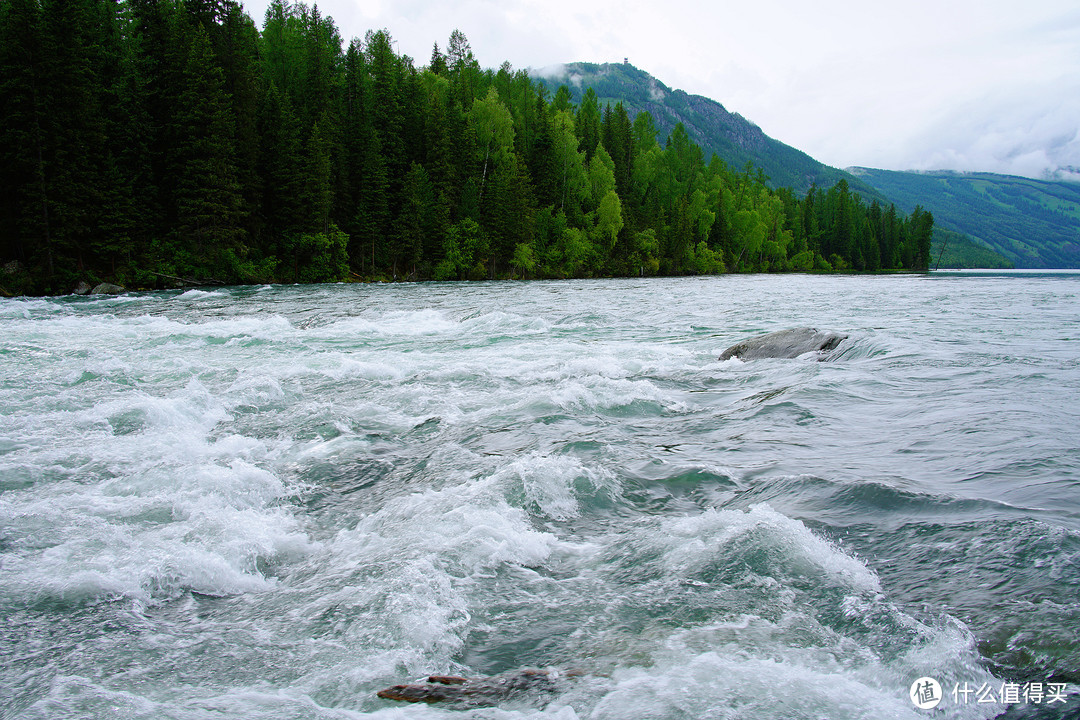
[[0, 0, 933, 295]]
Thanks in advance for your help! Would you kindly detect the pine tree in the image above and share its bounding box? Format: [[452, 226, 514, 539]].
[[575, 87, 601, 161], [429, 43, 447, 76], [395, 162, 436, 277], [216, 2, 263, 243], [446, 29, 472, 73], [355, 126, 390, 274], [602, 102, 634, 199], [0, 0, 50, 280], [171, 22, 244, 276], [256, 80, 304, 260], [527, 92, 558, 208], [483, 154, 534, 276]]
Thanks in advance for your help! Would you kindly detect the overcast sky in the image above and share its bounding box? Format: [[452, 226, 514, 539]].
[[241, 0, 1080, 179]]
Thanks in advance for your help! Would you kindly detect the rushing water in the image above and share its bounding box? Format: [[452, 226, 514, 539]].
[[2, 273, 1079, 720]]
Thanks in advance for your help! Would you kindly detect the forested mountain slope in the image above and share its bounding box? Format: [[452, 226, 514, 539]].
[[532, 62, 882, 199], [851, 168, 1080, 268]]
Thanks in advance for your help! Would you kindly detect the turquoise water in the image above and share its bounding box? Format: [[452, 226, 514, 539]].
[[1, 273, 1078, 719]]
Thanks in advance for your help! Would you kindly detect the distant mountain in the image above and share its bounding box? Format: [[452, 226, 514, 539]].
[[531, 62, 882, 200], [849, 168, 1080, 268]]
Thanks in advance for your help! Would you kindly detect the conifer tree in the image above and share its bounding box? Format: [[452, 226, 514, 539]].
[[429, 43, 447, 76], [0, 0, 50, 279], [217, 3, 263, 241], [397, 162, 439, 277], [575, 87, 602, 161], [602, 102, 634, 199], [171, 22, 244, 275], [256, 80, 304, 256], [301, 121, 333, 235]]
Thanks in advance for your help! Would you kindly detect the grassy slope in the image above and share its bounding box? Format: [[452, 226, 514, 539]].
[[851, 168, 1080, 268]]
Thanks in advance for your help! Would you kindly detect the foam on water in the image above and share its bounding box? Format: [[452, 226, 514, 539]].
[[0, 366, 317, 607], [488, 453, 621, 521]]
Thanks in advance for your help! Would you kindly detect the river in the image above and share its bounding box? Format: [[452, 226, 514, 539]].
[[2, 272, 1078, 719]]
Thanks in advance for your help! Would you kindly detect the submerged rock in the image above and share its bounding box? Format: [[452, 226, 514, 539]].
[[377, 669, 570, 707], [719, 327, 848, 361], [90, 282, 126, 295]]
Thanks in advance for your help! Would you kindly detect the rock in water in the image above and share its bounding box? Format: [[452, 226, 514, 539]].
[[90, 282, 126, 295], [72, 281, 92, 295], [377, 669, 566, 706], [719, 327, 848, 361]]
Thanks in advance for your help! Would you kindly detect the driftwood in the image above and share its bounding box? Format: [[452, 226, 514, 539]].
[[151, 272, 224, 287]]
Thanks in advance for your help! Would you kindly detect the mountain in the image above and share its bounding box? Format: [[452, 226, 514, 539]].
[[849, 168, 1080, 268], [531, 62, 882, 200]]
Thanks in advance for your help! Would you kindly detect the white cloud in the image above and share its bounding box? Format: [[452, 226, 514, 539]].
[[882, 74, 1080, 177], [531, 63, 568, 80]]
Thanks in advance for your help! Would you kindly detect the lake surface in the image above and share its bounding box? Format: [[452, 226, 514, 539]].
[[2, 273, 1078, 719]]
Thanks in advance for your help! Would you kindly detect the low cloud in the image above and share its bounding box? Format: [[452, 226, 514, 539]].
[[530, 63, 568, 79], [526, 65, 584, 92], [647, 77, 665, 102], [901, 79, 1080, 179]]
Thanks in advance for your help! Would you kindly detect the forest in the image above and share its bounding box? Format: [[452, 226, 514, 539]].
[[0, 0, 934, 295]]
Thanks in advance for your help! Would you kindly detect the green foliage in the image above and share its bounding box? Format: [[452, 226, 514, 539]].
[[789, 250, 814, 271], [587, 145, 617, 208], [436, 218, 486, 280], [294, 224, 349, 282], [595, 191, 624, 248], [510, 242, 536, 278], [0, 3, 937, 293], [173, 23, 245, 271], [631, 229, 661, 275], [471, 86, 515, 202], [931, 228, 1014, 269]]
